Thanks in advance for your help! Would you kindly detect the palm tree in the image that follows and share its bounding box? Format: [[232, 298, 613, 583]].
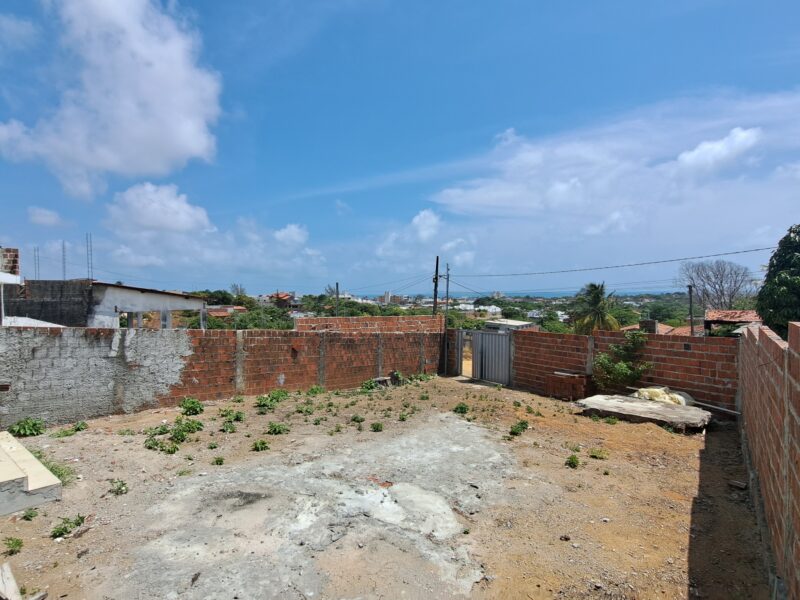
[[571, 282, 620, 334]]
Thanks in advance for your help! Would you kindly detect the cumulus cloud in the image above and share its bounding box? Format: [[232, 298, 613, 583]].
[[28, 206, 64, 227], [411, 209, 440, 241], [106, 183, 213, 235], [676, 127, 762, 172], [0, 0, 220, 197], [274, 223, 309, 246], [103, 183, 324, 277]]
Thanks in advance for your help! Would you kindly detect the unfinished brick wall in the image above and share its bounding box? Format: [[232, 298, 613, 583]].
[[508, 329, 739, 409], [1, 248, 19, 275], [0, 326, 441, 425], [593, 332, 739, 411], [512, 331, 590, 394], [739, 323, 799, 598], [295, 315, 444, 333]]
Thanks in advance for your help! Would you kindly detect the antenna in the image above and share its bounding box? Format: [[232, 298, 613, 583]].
[[34, 246, 40, 279], [85, 233, 94, 280]]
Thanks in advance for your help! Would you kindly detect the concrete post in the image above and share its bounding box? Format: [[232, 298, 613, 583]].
[[160, 311, 172, 329], [135, 312, 143, 329]]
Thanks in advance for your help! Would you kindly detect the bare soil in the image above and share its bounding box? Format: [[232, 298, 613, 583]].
[[3, 377, 768, 599]]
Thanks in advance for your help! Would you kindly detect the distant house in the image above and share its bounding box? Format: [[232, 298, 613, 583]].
[[1, 279, 205, 328], [207, 305, 248, 319], [484, 319, 537, 332], [526, 309, 543, 319], [476, 305, 502, 315], [455, 303, 475, 312]]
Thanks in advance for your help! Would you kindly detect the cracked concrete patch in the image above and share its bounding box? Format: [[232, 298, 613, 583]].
[[96, 414, 532, 599]]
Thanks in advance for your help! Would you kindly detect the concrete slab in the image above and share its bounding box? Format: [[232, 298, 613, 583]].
[[576, 394, 712, 432], [0, 432, 61, 515]]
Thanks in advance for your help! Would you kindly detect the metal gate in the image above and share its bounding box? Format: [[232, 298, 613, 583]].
[[470, 330, 511, 386]]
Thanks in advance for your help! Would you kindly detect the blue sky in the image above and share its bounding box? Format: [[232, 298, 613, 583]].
[[0, 0, 798, 296]]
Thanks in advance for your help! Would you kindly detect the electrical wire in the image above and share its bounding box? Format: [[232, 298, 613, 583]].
[[452, 247, 775, 278]]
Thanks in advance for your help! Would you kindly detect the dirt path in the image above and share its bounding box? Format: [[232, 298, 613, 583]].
[[3, 378, 768, 599]]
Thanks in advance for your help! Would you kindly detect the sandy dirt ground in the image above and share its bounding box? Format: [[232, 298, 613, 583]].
[[3, 377, 768, 599]]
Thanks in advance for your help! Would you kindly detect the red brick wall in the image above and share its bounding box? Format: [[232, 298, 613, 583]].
[[295, 315, 444, 333], [1, 247, 20, 276], [512, 330, 591, 394], [739, 323, 799, 598], [160, 329, 442, 402], [593, 332, 739, 410]]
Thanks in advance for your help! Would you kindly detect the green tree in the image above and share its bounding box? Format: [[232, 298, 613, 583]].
[[756, 224, 800, 339], [571, 283, 620, 334]]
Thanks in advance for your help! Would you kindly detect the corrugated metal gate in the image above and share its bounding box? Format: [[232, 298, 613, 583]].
[[471, 330, 511, 386]]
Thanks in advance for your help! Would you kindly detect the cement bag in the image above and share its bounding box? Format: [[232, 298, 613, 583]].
[[632, 386, 694, 406]]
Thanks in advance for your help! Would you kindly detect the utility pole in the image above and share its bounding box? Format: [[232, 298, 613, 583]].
[[688, 284, 695, 336], [335, 282, 340, 317], [61, 240, 66, 280], [443, 263, 450, 374], [432, 256, 440, 315]]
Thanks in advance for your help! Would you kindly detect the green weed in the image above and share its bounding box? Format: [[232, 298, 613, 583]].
[[453, 403, 469, 415], [51, 515, 85, 538], [108, 479, 128, 495], [266, 422, 289, 435], [370, 422, 384, 432], [565, 454, 580, 469], [4, 537, 23, 555], [179, 397, 204, 416], [251, 439, 270, 452], [8, 417, 45, 437]]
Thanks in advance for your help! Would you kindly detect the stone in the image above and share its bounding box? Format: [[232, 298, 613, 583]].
[[576, 395, 712, 431]]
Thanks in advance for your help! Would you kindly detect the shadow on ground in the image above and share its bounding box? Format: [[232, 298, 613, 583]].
[[688, 422, 770, 599]]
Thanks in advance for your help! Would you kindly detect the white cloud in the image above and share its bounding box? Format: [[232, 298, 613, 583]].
[[0, 0, 220, 197], [676, 127, 762, 172], [106, 183, 213, 235], [0, 14, 38, 56], [274, 224, 309, 246], [103, 183, 325, 278], [28, 206, 64, 227], [411, 209, 440, 241]]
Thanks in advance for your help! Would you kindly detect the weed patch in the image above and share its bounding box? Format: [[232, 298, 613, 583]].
[[8, 417, 45, 437], [51, 515, 85, 538], [31, 450, 75, 485], [370, 422, 384, 432], [509, 420, 529, 437], [565, 454, 580, 469], [251, 439, 270, 452], [588, 448, 609, 460], [108, 479, 129, 495], [4, 537, 23, 556], [179, 397, 204, 416], [453, 403, 469, 415], [266, 422, 289, 435], [51, 421, 88, 438]]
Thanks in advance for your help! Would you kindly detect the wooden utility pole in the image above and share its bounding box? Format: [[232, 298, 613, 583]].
[[432, 256, 440, 315], [688, 284, 695, 336], [443, 263, 450, 372]]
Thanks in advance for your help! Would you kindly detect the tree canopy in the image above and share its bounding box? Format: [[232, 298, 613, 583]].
[[571, 283, 620, 334], [679, 259, 754, 309], [756, 224, 800, 339]]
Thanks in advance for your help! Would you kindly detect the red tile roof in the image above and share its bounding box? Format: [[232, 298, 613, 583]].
[[667, 325, 701, 336], [704, 310, 761, 323]]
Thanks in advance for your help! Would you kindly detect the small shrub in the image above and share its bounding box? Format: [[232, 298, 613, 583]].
[[22, 508, 38, 521], [8, 417, 45, 437], [398, 413, 407, 422], [307, 385, 325, 396], [177, 468, 192, 476], [117, 428, 136, 436], [207, 442, 218, 450], [179, 397, 204, 416], [350, 414, 365, 424], [603, 416, 619, 425], [588, 448, 609, 460], [513, 400, 521, 408], [420, 392, 430, 401], [266, 422, 289, 435], [251, 440, 270, 452], [220, 421, 236, 434], [370, 422, 384, 432], [592, 330, 652, 392], [453, 403, 469, 415], [4, 537, 23, 556], [509, 420, 529, 436], [51, 420, 89, 438], [590, 414, 601, 423], [212, 456, 224, 465], [565, 454, 580, 469], [108, 479, 128, 495], [360, 379, 379, 392], [51, 515, 85, 538], [232, 395, 244, 403], [296, 402, 315, 415], [144, 423, 170, 436]]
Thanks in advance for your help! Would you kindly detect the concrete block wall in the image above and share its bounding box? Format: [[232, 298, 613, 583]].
[[739, 323, 799, 598], [0, 327, 441, 426], [295, 315, 444, 333], [1, 248, 19, 275]]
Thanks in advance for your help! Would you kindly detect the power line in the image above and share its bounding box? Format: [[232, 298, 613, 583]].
[[453, 247, 775, 278]]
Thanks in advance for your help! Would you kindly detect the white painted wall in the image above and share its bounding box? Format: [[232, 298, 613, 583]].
[[89, 285, 205, 328]]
